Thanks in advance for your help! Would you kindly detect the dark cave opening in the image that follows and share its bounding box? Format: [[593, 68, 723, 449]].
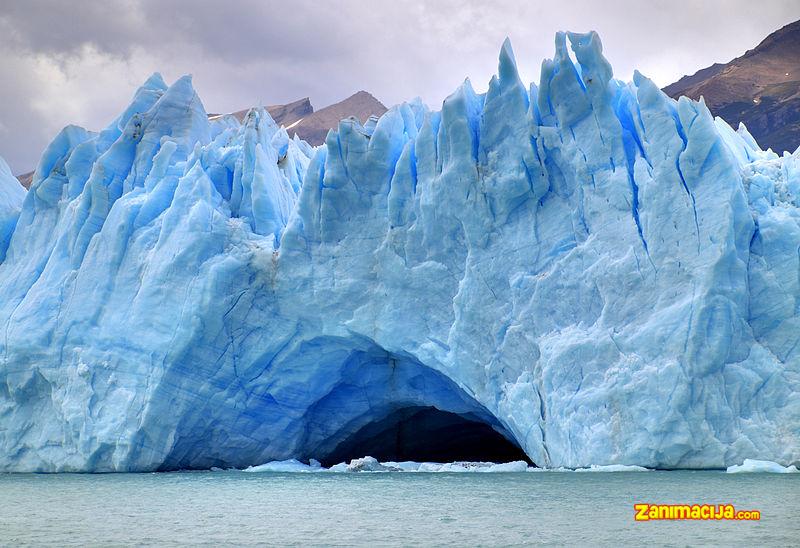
[[319, 406, 532, 467]]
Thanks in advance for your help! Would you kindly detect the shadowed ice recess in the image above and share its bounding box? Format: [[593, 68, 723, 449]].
[[0, 31, 799, 472]]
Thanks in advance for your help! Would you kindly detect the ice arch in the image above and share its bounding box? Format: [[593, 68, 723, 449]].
[[151, 335, 531, 470], [290, 338, 530, 466]]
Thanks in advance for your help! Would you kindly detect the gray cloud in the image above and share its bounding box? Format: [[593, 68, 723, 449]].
[[0, 1, 141, 56], [1, 0, 800, 173]]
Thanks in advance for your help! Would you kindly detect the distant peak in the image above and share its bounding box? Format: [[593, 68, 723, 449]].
[[322, 91, 386, 111], [345, 90, 384, 104], [286, 96, 313, 107], [744, 18, 800, 57]]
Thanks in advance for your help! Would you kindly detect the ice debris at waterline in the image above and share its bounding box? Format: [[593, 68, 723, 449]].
[[234, 457, 645, 473], [726, 459, 799, 474], [240, 457, 531, 473], [0, 31, 799, 473]]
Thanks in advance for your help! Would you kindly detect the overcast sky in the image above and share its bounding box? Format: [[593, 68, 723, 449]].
[[1, 0, 800, 173]]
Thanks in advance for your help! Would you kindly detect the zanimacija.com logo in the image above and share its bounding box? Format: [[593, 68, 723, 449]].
[[634, 504, 760, 521]]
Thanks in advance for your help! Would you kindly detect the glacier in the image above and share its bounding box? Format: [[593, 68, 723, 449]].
[[0, 155, 26, 263], [0, 31, 798, 472]]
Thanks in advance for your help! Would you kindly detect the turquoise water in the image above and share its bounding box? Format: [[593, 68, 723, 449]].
[[1, 471, 797, 546]]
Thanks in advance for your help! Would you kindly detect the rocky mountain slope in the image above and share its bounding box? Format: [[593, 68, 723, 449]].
[[664, 19, 800, 154], [285, 90, 387, 145], [209, 97, 313, 127], [216, 90, 387, 146]]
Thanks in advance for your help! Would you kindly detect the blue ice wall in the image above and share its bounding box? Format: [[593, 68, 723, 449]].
[[0, 156, 26, 262], [0, 33, 798, 471]]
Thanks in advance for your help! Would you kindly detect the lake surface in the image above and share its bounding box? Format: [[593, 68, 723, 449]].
[[1, 470, 797, 546]]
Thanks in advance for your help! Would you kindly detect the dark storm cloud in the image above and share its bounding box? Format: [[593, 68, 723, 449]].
[[1, 0, 800, 173]]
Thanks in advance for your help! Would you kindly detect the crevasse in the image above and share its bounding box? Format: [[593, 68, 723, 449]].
[[0, 31, 798, 472]]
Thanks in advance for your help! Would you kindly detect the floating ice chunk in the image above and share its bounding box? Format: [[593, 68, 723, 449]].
[[418, 462, 468, 472], [317, 459, 534, 473], [525, 465, 650, 472], [243, 459, 323, 473], [726, 459, 799, 474], [573, 464, 651, 472], [345, 456, 397, 472], [380, 461, 424, 471], [482, 461, 530, 472], [414, 461, 532, 472]]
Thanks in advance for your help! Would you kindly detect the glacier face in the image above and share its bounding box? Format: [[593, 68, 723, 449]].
[[0, 31, 799, 472], [0, 155, 26, 263]]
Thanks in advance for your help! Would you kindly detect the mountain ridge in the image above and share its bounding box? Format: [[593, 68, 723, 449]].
[[209, 96, 314, 127], [664, 19, 800, 153], [216, 90, 387, 146]]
